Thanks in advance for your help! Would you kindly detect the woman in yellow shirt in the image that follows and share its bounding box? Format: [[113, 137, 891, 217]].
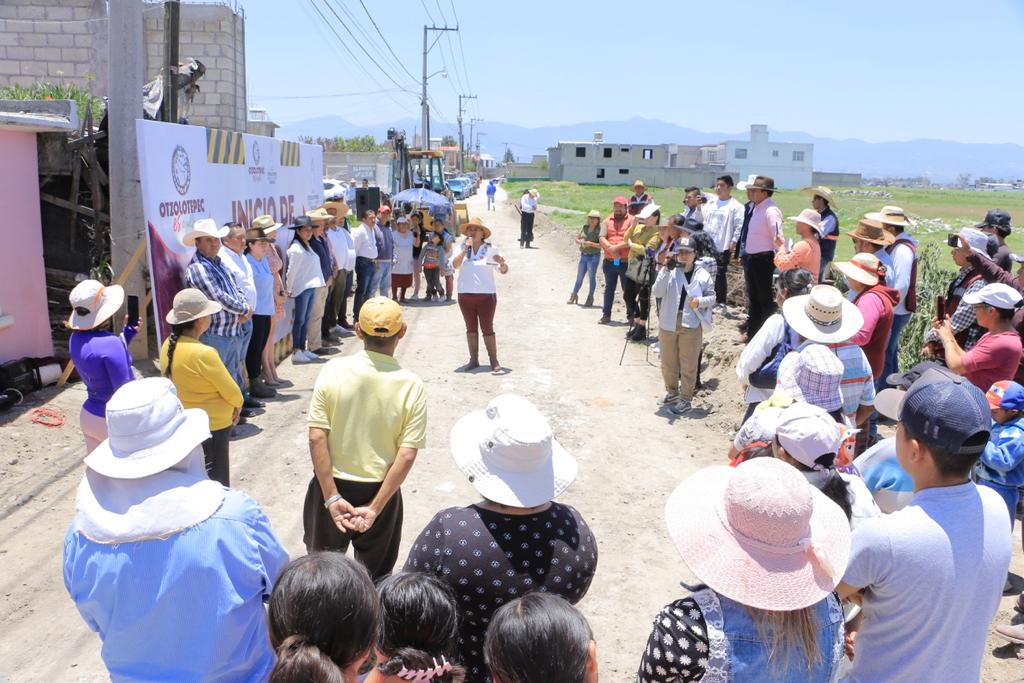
[[623, 204, 663, 341], [159, 288, 243, 486]]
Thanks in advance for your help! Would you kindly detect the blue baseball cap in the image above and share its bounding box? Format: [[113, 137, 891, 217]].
[[875, 369, 991, 456], [986, 381, 1024, 411]]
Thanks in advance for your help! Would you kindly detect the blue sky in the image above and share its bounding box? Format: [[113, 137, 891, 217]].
[[243, 0, 1024, 144]]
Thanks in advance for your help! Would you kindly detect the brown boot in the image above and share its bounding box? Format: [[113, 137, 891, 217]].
[[458, 333, 480, 372], [483, 334, 502, 373]]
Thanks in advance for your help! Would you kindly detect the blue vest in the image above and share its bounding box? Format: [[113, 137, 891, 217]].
[[691, 588, 843, 682]]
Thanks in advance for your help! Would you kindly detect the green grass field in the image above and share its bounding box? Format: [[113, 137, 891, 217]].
[[505, 180, 1024, 262]]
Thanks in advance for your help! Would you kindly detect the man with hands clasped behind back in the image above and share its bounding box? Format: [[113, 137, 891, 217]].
[[302, 297, 427, 580]]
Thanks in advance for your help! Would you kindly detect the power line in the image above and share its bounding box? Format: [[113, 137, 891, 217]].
[[304, 0, 415, 115], [448, 0, 475, 100], [419, 0, 436, 23], [358, 0, 419, 84], [317, 0, 414, 92]]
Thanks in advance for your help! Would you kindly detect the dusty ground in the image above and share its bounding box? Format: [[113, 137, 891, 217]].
[[1, 187, 1021, 682]]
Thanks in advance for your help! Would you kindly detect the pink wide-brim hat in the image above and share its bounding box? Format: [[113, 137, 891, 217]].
[[665, 458, 851, 611]]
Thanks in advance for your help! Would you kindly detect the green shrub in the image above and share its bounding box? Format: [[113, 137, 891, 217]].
[[897, 241, 957, 371], [0, 76, 104, 123]]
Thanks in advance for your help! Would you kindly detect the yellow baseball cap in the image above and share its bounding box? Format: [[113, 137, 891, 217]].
[[358, 297, 404, 337]]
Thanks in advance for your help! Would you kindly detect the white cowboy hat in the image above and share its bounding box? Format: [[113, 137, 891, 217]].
[[865, 205, 913, 228], [834, 253, 886, 287], [450, 394, 577, 508], [782, 284, 865, 344], [84, 377, 212, 480], [735, 174, 759, 191], [788, 208, 824, 236], [182, 217, 228, 246], [801, 186, 837, 207], [67, 279, 125, 331], [666, 457, 851, 611]]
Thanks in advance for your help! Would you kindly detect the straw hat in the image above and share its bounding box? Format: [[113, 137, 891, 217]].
[[632, 179, 646, 190], [802, 186, 836, 207], [788, 208, 824, 236], [164, 288, 223, 325], [450, 394, 577, 508], [834, 253, 886, 287], [67, 280, 125, 330], [782, 284, 864, 344], [84, 377, 212, 480], [865, 206, 913, 228], [182, 217, 228, 246], [251, 214, 282, 233], [846, 218, 895, 246], [528, 188, 539, 198], [586, 209, 602, 219], [459, 216, 492, 239], [322, 200, 350, 217], [306, 207, 331, 222], [665, 457, 851, 611]]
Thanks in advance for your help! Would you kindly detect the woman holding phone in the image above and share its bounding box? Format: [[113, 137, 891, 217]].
[[452, 217, 509, 373], [67, 280, 137, 452]]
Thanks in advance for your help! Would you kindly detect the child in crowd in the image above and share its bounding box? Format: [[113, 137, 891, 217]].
[[367, 573, 465, 683], [651, 237, 715, 416], [976, 380, 1024, 527], [420, 232, 445, 301], [485, 593, 598, 683]]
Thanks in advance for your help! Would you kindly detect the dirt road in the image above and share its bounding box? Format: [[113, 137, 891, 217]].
[[1, 187, 1021, 681]]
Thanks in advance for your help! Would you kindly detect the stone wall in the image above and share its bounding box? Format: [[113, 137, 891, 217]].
[[0, 0, 109, 96], [143, 2, 246, 131], [0, 1, 247, 132]]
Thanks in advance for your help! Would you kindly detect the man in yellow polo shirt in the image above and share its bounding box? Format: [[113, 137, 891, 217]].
[[303, 296, 427, 579]]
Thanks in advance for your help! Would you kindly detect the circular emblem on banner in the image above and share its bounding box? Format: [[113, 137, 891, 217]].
[[252, 140, 260, 165], [171, 145, 191, 196]]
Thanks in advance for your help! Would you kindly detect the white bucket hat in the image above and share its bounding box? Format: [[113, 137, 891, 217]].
[[165, 288, 223, 325], [84, 377, 212, 480], [962, 282, 1023, 309], [67, 279, 125, 330], [783, 285, 864, 344], [182, 217, 229, 247], [957, 227, 990, 259], [666, 457, 851, 611], [788, 208, 824, 236], [450, 394, 577, 508]]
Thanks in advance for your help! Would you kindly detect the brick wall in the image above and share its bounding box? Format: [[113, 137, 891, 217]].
[[0, 1, 247, 133], [0, 0, 109, 96], [144, 3, 246, 131]]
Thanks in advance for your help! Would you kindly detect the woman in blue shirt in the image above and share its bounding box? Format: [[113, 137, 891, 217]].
[[67, 279, 136, 453], [244, 225, 279, 398], [63, 377, 289, 682]]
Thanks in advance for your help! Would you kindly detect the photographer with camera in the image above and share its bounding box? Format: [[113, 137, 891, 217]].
[[652, 237, 716, 416], [922, 228, 990, 359]]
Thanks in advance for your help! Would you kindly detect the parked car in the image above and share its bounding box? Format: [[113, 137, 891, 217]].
[[323, 178, 346, 201], [447, 177, 472, 200]]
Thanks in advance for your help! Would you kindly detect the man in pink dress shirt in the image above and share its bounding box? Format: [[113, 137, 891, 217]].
[[740, 176, 784, 339]]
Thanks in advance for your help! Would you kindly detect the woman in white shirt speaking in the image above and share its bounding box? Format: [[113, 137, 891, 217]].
[[452, 217, 509, 373], [285, 216, 326, 363]]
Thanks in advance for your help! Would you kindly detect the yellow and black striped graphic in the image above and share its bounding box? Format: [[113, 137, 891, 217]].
[[206, 128, 246, 164], [280, 140, 301, 167]]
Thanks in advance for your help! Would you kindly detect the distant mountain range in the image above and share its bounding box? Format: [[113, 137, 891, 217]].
[[276, 115, 1024, 183]]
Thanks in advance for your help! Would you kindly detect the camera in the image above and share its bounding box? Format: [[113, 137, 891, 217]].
[[947, 234, 959, 248], [664, 257, 679, 270]]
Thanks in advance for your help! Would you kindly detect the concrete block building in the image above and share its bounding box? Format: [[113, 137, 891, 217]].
[[0, 0, 248, 132], [548, 125, 821, 189]]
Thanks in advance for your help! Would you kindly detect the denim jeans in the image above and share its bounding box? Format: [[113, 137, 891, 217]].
[[883, 313, 912, 386], [572, 253, 600, 298], [200, 328, 246, 393], [602, 258, 628, 316], [375, 260, 393, 297], [353, 256, 375, 319], [291, 287, 316, 351]]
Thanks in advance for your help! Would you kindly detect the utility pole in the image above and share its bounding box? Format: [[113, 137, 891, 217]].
[[108, 0, 148, 357], [467, 117, 482, 166], [421, 24, 457, 150], [457, 94, 476, 171], [502, 141, 512, 165], [162, 0, 180, 123]]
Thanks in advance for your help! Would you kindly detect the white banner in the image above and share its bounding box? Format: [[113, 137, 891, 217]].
[[136, 119, 323, 346]]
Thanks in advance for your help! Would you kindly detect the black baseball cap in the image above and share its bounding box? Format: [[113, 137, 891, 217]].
[[875, 369, 991, 456], [885, 361, 956, 391], [976, 209, 1012, 235]]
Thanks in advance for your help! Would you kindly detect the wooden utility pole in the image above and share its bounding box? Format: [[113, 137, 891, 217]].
[[163, 0, 181, 123], [108, 0, 148, 359]]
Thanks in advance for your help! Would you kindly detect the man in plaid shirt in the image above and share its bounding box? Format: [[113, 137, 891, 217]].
[[184, 220, 254, 414], [924, 228, 989, 354]]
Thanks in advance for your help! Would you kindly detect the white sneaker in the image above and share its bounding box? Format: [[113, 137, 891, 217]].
[[302, 350, 320, 361], [292, 350, 311, 363]]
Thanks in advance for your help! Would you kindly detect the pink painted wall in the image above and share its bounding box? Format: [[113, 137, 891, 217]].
[[0, 130, 53, 363]]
